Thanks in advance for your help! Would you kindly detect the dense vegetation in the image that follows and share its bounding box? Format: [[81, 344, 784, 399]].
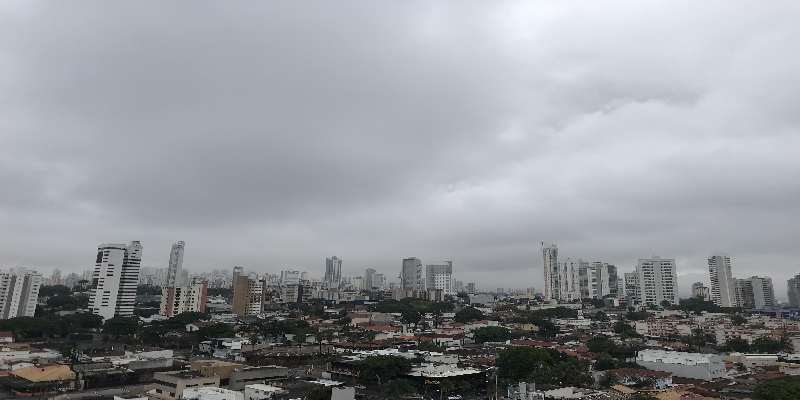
[[496, 346, 593, 387], [753, 376, 800, 400]]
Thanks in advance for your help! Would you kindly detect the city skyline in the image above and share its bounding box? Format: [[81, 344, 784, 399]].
[[2, 3, 800, 300]]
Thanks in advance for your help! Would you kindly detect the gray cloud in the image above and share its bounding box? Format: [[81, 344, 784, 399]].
[[1, 1, 799, 298]]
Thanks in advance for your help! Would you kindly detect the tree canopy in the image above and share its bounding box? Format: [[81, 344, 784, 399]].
[[496, 346, 592, 387], [753, 376, 800, 400], [473, 326, 514, 343], [454, 307, 485, 323], [357, 355, 413, 381], [39, 285, 71, 297]]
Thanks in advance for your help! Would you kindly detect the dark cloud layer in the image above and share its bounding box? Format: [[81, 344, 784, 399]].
[[1, 1, 799, 298]]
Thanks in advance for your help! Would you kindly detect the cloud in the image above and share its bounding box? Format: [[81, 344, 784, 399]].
[[0, 1, 799, 299]]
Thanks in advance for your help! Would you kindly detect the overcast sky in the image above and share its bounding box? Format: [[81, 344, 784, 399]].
[[2, 1, 799, 299]]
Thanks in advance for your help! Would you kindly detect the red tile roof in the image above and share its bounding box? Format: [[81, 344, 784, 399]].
[[0, 331, 13, 338], [190, 321, 216, 327]]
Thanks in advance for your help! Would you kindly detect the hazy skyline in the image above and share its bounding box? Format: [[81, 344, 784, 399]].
[[2, 2, 799, 299]]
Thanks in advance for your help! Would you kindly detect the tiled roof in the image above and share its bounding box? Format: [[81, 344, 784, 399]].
[[12, 365, 75, 382]]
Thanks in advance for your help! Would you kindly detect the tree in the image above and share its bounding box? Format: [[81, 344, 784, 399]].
[[61, 344, 74, 359], [753, 376, 800, 400], [357, 355, 413, 381], [731, 315, 747, 325], [197, 323, 233, 340], [587, 336, 616, 354], [598, 370, 619, 387], [336, 317, 352, 326], [496, 346, 552, 381], [723, 338, 750, 353], [401, 309, 421, 328], [440, 379, 455, 394], [302, 385, 332, 400], [382, 379, 416, 397], [751, 337, 783, 353], [40, 285, 71, 297], [626, 311, 651, 321], [593, 352, 615, 371], [473, 326, 513, 344], [454, 307, 485, 323], [103, 316, 138, 337]]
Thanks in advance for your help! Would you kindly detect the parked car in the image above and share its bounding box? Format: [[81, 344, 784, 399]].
[[355, 384, 366, 389], [447, 396, 463, 400]]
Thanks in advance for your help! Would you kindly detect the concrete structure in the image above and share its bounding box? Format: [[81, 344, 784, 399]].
[[735, 276, 776, 309], [634, 256, 678, 306], [280, 270, 301, 286], [541, 242, 558, 300], [160, 280, 208, 317], [280, 280, 311, 304], [325, 257, 342, 287], [363, 269, 376, 291], [709, 254, 737, 307], [466, 282, 475, 294], [244, 384, 287, 400], [636, 350, 725, 381], [183, 387, 243, 400], [166, 241, 185, 287], [150, 371, 220, 400], [624, 272, 639, 305], [692, 282, 710, 302], [331, 387, 355, 400], [371, 273, 385, 291], [191, 360, 289, 390], [232, 276, 264, 316], [0, 267, 42, 319], [426, 261, 453, 295], [556, 258, 580, 301], [232, 266, 243, 284], [401, 257, 424, 290], [89, 241, 143, 320], [789, 274, 800, 308]]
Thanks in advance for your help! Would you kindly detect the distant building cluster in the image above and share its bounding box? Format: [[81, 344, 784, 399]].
[[707, 253, 776, 309]]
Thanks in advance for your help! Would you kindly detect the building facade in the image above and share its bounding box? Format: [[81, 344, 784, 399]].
[[708, 254, 737, 308], [788, 274, 800, 308], [0, 267, 42, 319], [324, 257, 342, 287], [166, 241, 185, 287], [401, 257, 424, 290], [540, 242, 558, 300], [89, 241, 143, 320], [161, 280, 208, 317], [232, 275, 264, 316], [636, 350, 725, 381], [692, 282, 710, 301], [735, 276, 776, 309], [426, 261, 453, 295], [364, 269, 376, 291], [634, 256, 678, 306]]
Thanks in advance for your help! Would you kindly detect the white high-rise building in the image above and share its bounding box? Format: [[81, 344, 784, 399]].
[[0, 267, 42, 319], [166, 241, 185, 287], [325, 257, 342, 287], [281, 270, 301, 285], [160, 280, 208, 317], [89, 241, 143, 320], [635, 256, 678, 306], [364, 269, 377, 290], [426, 261, 453, 295], [708, 254, 737, 307], [401, 257, 424, 290], [557, 258, 580, 301], [735, 276, 776, 310], [372, 273, 386, 291], [541, 242, 558, 300]]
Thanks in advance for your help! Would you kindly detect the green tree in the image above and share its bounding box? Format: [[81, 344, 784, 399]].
[[103, 316, 138, 337], [496, 346, 553, 381], [302, 385, 332, 400], [751, 337, 783, 353], [586, 336, 616, 354], [598, 370, 619, 387], [731, 315, 747, 325], [357, 355, 413, 381], [473, 326, 513, 343], [753, 376, 800, 400], [625, 311, 651, 321], [593, 352, 615, 371], [723, 338, 750, 352], [39, 285, 71, 297], [381, 379, 416, 396], [440, 379, 455, 394], [197, 323, 233, 339], [61, 344, 74, 359], [455, 307, 485, 323], [401, 309, 422, 328], [336, 317, 352, 326]]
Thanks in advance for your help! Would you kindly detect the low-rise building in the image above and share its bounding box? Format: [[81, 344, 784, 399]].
[[183, 387, 243, 400], [149, 371, 220, 400], [244, 384, 288, 400], [636, 350, 725, 381]]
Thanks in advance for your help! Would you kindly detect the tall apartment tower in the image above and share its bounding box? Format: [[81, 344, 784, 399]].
[[232, 266, 243, 285], [364, 269, 377, 290], [160, 280, 208, 317], [788, 274, 800, 308], [89, 241, 143, 320], [540, 242, 558, 300], [557, 258, 580, 301], [635, 256, 678, 306], [624, 272, 640, 304], [692, 282, 711, 301], [401, 257, 424, 290], [426, 261, 453, 295], [232, 275, 265, 316], [325, 257, 342, 287], [735, 276, 775, 310], [708, 254, 737, 307], [165, 241, 185, 287], [0, 267, 42, 319]]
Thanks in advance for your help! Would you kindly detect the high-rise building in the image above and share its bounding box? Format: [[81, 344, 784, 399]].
[[788, 274, 800, 308], [281, 270, 301, 285], [708, 254, 737, 308], [467, 282, 476, 294], [160, 280, 208, 317], [557, 258, 580, 301], [426, 261, 453, 295], [89, 241, 143, 320], [166, 241, 185, 287], [325, 257, 342, 287], [735, 276, 775, 310], [624, 272, 639, 304], [634, 256, 678, 306], [364, 269, 377, 290], [0, 267, 42, 319], [232, 275, 264, 316], [692, 282, 711, 301], [372, 273, 386, 291], [401, 257, 424, 290], [232, 266, 243, 285], [541, 242, 558, 300]]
